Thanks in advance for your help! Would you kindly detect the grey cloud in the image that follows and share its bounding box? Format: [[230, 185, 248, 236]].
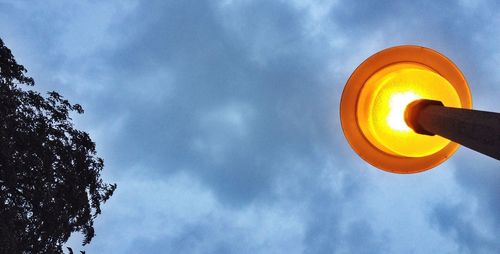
[[430, 200, 499, 254], [80, 0, 349, 206], [428, 149, 500, 253]]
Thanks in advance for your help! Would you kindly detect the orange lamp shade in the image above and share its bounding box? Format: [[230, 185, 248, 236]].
[[340, 46, 472, 173]]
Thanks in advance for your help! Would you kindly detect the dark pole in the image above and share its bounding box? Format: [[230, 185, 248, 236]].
[[405, 99, 500, 160]]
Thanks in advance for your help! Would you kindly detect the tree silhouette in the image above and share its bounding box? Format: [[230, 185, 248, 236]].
[[0, 38, 116, 253]]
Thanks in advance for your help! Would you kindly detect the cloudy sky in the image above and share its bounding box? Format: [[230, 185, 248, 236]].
[[1, 0, 500, 253]]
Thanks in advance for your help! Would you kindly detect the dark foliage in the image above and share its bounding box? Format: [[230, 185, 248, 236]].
[[0, 38, 116, 253]]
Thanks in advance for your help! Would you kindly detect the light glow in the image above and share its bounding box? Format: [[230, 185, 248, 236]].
[[387, 92, 420, 131]]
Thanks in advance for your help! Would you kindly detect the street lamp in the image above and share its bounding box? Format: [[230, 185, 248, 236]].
[[340, 45, 499, 173]]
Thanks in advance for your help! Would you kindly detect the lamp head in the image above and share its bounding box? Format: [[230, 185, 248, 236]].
[[340, 46, 472, 173]]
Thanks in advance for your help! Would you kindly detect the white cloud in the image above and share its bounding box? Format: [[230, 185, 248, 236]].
[[191, 102, 255, 163], [82, 169, 306, 253]]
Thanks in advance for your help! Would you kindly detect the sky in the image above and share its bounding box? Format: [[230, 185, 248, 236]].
[[1, 0, 500, 253]]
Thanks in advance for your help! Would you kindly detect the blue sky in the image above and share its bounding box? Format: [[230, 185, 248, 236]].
[[1, 0, 499, 253]]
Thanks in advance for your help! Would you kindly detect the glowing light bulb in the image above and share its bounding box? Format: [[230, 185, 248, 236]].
[[387, 92, 420, 131]]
